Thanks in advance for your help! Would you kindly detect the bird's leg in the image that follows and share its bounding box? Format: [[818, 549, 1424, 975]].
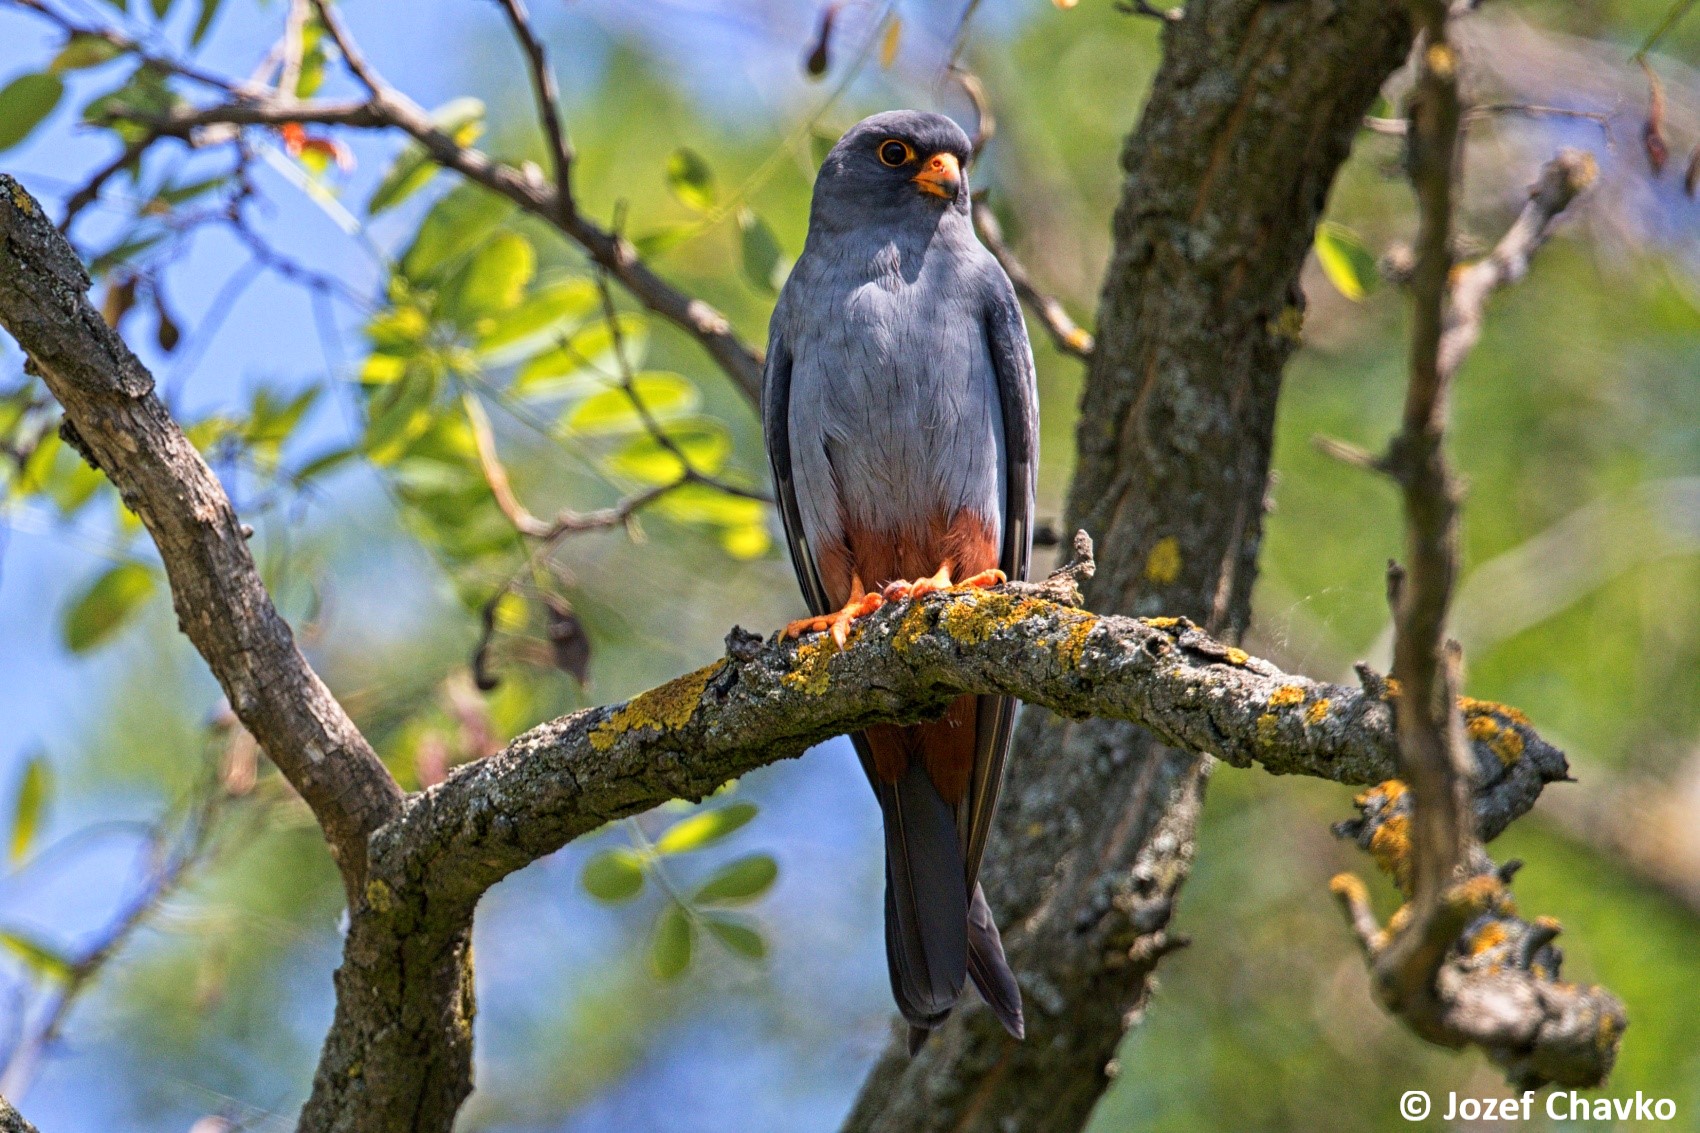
[[783, 591, 885, 650], [881, 565, 1007, 603]]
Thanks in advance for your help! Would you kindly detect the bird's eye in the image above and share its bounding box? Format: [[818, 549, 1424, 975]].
[[877, 139, 914, 167]]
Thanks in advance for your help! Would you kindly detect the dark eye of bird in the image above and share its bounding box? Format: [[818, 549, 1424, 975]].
[[877, 139, 913, 167]]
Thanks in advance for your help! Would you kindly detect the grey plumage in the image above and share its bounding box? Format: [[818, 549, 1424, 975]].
[[762, 109, 1038, 1047]]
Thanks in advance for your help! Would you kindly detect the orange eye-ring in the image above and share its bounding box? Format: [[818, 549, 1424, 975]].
[[877, 139, 914, 167]]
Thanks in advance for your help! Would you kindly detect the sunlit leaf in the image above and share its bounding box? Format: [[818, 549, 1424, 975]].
[[564, 372, 699, 435], [246, 385, 320, 455], [880, 16, 902, 69], [44, 449, 105, 517], [61, 561, 155, 653], [665, 148, 716, 213], [810, 128, 839, 167], [0, 73, 64, 153], [702, 913, 766, 960], [737, 209, 784, 293], [650, 901, 694, 980], [296, 15, 327, 98], [512, 316, 648, 398], [8, 753, 50, 866], [0, 929, 73, 983], [447, 231, 535, 325], [293, 444, 357, 484], [50, 35, 124, 73], [654, 802, 757, 855], [693, 853, 778, 905], [582, 848, 646, 902], [475, 277, 597, 362], [401, 183, 515, 284], [720, 522, 771, 559], [632, 225, 694, 259], [369, 98, 485, 215], [609, 419, 730, 484], [1314, 221, 1378, 302]]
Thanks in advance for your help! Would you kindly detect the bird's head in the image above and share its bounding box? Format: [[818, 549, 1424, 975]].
[[811, 110, 973, 230]]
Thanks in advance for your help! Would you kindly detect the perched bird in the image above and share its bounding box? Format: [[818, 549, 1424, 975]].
[[762, 110, 1037, 1051]]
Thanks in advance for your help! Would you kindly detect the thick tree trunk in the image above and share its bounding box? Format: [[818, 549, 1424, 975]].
[[839, 4, 1413, 1131]]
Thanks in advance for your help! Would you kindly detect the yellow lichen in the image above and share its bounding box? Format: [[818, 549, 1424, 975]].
[[1224, 646, 1250, 666], [1382, 677, 1403, 699], [780, 636, 838, 697], [1056, 611, 1100, 668], [1267, 685, 1305, 708], [1465, 714, 1500, 741], [890, 601, 934, 657], [1467, 921, 1510, 956], [1489, 728, 1525, 765], [1447, 873, 1505, 914], [591, 661, 724, 750], [1458, 696, 1530, 726], [1256, 713, 1279, 742], [365, 878, 395, 914], [1269, 305, 1305, 342], [1144, 536, 1182, 585], [1304, 698, 1331, 726], [1144, 616, 1181, 629], [1329, 872, 1368, 904], [938, 591, 1044, 645], [1369, 814, 1413, 891], [1597, 1012, 1619, 1053]]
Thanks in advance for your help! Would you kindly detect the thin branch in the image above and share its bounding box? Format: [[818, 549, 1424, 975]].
[[492, 0, 576, 224], [973, 204, 1094, 361], [0, 175, 402, 895]]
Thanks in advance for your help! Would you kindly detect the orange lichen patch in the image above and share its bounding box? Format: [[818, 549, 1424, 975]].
[[781, 635, 839, 696], [1267, 685, 1305, 708], [1369, 813, 1413, 890], [1490, 728, 1525, 765], [1458, 696, 1530, 726], [1224, 647, 1250, 666], [1465, 714, 1500, 741], [591, 661, 725, 750], [1329, 872, 1369, 904], [1055, 610, 1100, 668], [1466, 920, 1510, 956], [1256, 713, 1279, 742], [1305, 698, 1331, 726], [1447, 873, 1506, 915], [1386, 903, 1413, 937], [1596, 1011, 1620, 1054], [1354, 779, 1407, 809], [1144, 536, 1182, 585], [1382, 677, 1403, 699]]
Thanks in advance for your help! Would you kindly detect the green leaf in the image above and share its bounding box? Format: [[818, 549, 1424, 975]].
[[665, 148, 716, 213], [369, 98, 484, 215], [737, 209, 784, 293], [150, 0, 172, 19], [655, 482, 767, 527], [246, 385, 320, 454], [632, 225, 694, 260], [474, 277, 597, 362], [1314, 221, 1379, 303], [564, 372, 699, 435], [8, 754, 50, 867], [693, 853, 778, 906], [50, 35, 124, 73], [292, 444, 358, 484], [0, 73, 64, 153], [61, 561, 155, 653], [654, 802, 757, 855], [190, 0, 224, 45], [720, 522, 771, 560], [581, 848, 646, 903], [810, 128, 839, 168], [295, 15, 326, 98], [401, 183, 515, 284], [702, 913, 766, 960], [512, 315, 648, 399], [650, 901, 694, 980], [446, 232, 535, 325], [0, 929, 73, 983], [608, 419, 729, 484]]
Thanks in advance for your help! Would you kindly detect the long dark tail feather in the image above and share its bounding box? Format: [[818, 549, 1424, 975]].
[[878, 758, 969, 1033], [966, 882, 1025, 1040]]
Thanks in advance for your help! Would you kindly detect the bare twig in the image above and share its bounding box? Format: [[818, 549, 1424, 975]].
[[492, 0, 576, 224], [973, 204, 1094, 361]]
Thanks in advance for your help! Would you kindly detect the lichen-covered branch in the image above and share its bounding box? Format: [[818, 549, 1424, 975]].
[[0, 175, 403, 892], [1323, 5, 1621, 1090], [373, 538, 1568, 912], [0, 1096, 38, 1133]]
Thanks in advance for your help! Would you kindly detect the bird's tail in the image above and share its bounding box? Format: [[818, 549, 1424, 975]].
[[874, 753, 968, 1038]]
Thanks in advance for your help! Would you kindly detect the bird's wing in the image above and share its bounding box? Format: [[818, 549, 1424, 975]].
[[763, 326, 831, 620], [961, 273, 1040, 891]]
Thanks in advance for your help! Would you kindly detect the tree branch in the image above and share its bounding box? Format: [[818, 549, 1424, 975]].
[[0, 175, 402, 894], [0, 1096, 38, 1133], [373, 538, 1569, 913]]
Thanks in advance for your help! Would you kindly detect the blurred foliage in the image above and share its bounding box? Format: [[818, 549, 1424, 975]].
[[0, 0, 1696, 1131]]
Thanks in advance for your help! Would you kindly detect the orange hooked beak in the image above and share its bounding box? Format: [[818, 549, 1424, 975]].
[[912, 152, 962, 200]]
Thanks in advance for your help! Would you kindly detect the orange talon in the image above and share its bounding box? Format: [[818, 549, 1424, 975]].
[[955, 568, 1006, 590], [885, 565, 955, 603], [783, 591, 885, 650]]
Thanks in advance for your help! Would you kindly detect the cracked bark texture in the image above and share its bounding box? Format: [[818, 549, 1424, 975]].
[[840, 5, 1413, 1131]]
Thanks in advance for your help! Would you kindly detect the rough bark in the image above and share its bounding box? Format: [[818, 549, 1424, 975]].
[[0, 1097, 37, 1133], [0, 175, 403, 895], [840, 4, 1414, 1131]]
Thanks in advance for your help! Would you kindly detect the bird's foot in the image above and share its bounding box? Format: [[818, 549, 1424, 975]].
[[881, 567, 1007, 603], [783, 591, 885, 650]]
